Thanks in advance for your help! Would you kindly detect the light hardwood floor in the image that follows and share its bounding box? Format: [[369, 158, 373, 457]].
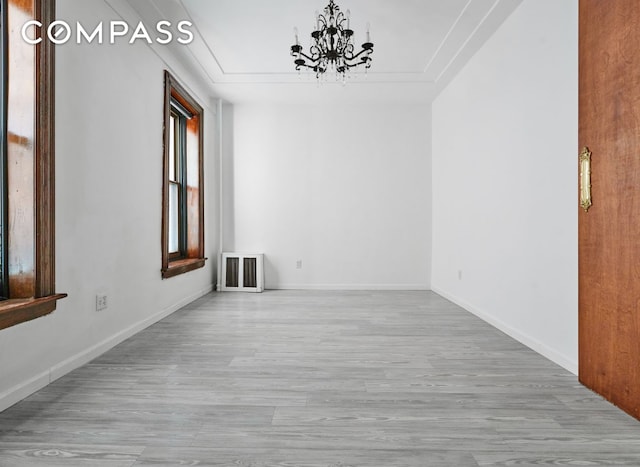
[[0, 291, 639, 466]]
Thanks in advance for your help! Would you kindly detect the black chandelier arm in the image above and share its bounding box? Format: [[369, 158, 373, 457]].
[[294, 61, 316, 72], [295, 54, 371, 72], [341, 51, 358, 62], [292, 50, 320, 64], [310, 42, 324, 57], [295, 62, 327, 76], [294, 58, 319, 69], [344, 57, 372, 69], [293, 48, 371, 68], [291, 44, 324, 64], [344, 45, 374, 61]]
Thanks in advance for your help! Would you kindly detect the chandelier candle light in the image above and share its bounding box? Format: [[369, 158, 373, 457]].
[[290, 0, 374, 82]]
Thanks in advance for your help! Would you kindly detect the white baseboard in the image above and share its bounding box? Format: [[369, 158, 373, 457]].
[[0, 285, 213, 413], [272, 283, 430, 291], [431, 286, 578, 375], [0, 371, 51, 414]]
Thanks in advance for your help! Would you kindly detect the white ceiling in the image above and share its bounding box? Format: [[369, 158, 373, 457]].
[[126, 0, 523, 103]]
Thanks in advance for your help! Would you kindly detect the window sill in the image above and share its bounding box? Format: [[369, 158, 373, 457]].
[[0, 293, 68, 331], [162, 258, 206, 279]]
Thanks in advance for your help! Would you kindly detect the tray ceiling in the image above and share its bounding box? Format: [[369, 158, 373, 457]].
[[119, 0, 523, 102]]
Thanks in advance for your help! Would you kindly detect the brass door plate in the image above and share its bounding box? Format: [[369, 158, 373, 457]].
[[580, 147, 592, 212]]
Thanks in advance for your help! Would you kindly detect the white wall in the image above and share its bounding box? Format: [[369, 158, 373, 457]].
[[224, 102, 431, 290], [431, 0, 578, 372], [0, 0, 219, 410]]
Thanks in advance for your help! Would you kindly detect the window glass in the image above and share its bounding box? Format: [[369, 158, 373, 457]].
[[168, 182, 179, 254], [169, 114, 176, 181]]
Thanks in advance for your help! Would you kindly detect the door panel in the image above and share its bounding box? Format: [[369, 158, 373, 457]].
[[579, 0, 640, 419]]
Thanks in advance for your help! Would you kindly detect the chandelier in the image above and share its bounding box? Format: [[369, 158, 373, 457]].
[[290, 0, 374, 81]]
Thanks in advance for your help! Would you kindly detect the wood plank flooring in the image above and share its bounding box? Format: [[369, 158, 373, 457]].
[[0, 290, 639, 466]]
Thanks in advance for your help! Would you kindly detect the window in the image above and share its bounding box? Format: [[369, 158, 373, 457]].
[[0, 0, 66, 331], [161, 71, 205, 278]]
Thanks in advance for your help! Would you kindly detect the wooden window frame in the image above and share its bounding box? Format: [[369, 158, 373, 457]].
[[161, 71, 205, 279], [0, 0, 66, 331]]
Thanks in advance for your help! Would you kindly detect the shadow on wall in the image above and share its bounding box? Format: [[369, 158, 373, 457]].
[[221, 102, 236, 253], [263, 255, 279, 290]]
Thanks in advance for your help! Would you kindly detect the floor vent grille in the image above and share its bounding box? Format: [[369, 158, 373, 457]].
[[221, 253, 264, 292]]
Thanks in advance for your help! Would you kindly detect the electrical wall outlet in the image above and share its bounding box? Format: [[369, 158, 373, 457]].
[[96, 294, 108, 311], [296, 260, 303, 269]]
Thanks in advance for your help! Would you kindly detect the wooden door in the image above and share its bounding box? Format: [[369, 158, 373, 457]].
[[579, 0, 640, 419]]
